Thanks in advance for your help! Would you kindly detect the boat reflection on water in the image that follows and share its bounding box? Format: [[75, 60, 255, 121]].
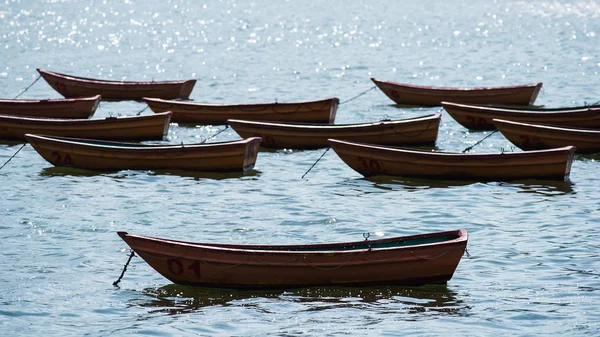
[[39, 167, 261, 181], [135, 284, 469, 317]]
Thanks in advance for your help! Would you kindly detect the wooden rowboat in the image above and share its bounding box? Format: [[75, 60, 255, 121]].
[[143, 97, 339, 124], [37, 69, 196, 100], [0, 95, 100, 119], [443, 101, 600, 131], [371, 78, 542, 106], [117, 229, 468, 289], [0, 112, 172, 141], [493, 119, 600, 153], [227, 113, 440, 149], [25, 134, 261, 172], [328, 139, 575, 181]]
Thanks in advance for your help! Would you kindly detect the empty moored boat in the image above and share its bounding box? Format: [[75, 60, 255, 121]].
[[0, 112, 172, 141], [442, 101, 600, 130], [371, 78, 542, 106], [0, 95, 100, 119], [328, 139, 575, 181], [143, 97, 339, 124], [117, 229, 468, 289], [493, 119, 600, 153], [38, 69, 196, 100], [25, 134, 261, 172], [227, 113, 440, 149]]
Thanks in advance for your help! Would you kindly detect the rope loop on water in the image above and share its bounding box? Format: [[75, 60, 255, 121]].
[[340, 85, 377, 105], [13, 74, 42, 99], [462, 130, 498, 153], [301, 147, 330, 179], [0, 144, 27, 172], [113, 250, 136, 287]]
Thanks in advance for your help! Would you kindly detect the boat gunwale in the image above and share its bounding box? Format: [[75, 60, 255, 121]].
[[327, 138, 575, 157], [493, 119, 600, 134], [117, 229, 468, 255], [25, 134, 261, 150], [0, 94, 101, 104], [227, 113, 441, 130], [442, 101, 600, 115], [0, 111, 172, 124]]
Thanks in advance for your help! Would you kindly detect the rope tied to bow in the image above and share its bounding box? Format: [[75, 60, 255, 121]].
[[113, 250, 135, 286], [13, 74, 42, 99], [340, 85, 377, 105]]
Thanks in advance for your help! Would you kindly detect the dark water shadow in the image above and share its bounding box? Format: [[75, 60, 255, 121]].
[[497, 180, 575, 196], [0, 140, 26, 146], [39, 167, 261, 180], [576, 153, 600, 162], [359, 175, 476, 192], [133, 283, 468, 317]]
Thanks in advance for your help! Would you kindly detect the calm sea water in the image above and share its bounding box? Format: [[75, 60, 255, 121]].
[[1, 0, 599, 336]]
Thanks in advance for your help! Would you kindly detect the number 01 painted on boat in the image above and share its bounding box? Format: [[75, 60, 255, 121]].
[[167, 258, 201, 278]]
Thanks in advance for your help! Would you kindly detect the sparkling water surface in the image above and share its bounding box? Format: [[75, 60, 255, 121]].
[[1, 0, 599, 336]]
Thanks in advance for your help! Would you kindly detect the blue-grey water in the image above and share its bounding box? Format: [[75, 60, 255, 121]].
[[1, 0, 599, 336]]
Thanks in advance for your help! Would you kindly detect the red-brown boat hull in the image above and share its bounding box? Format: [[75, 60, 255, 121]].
[[143, 97, 339, 124], [38, 69, 196, 100], [0, 95, 100, 119], [372, 78, 542, 106], [25, 134, 262, 172], [328, 139, 575, 181], [117, 229, 468, 289]]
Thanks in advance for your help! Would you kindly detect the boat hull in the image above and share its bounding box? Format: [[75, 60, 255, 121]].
[[117, 229, 468, 289], [0, 95, 100, 119], [328, 139, 575, 181], [442, 102, 600, 131], [0, 112, 172, 141], [494, 119, 600, 153], [25, 134, 262, 172], [372, 78, 542, 106], [143, 97, 339, 124], [38, 69, 196, 100], [228, 114, 440, 149]]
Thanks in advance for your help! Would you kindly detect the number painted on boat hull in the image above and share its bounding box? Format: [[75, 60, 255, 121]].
[[357, 157, 382, 174], [167, 258, 201, 278], [51, 151, 73, 166]]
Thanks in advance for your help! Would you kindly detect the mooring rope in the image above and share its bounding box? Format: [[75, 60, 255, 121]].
[[200, 125, 229, 144], [462, 130, 498, 153], [301, 147, 331, 179], [135, 105, 149, 116], [339, 85, 377, 105], [13, 74, 42, 99], [113, 250, 136, 286], [0, 144, 27, 172]]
